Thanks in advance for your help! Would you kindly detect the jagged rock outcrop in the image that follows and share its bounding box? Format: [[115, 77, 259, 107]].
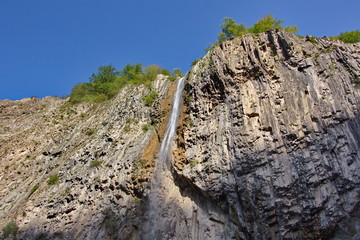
[[0, 76, 174, 239], [175, 30, 360, 239]]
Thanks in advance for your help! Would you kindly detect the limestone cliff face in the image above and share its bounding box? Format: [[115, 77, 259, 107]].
[[0, 76, 173, 239], [1, 30, 360, 240], [175, 30, 360, 239]]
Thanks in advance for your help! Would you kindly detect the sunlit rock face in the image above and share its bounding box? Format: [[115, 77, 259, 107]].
[[0, 76, 173, 240], [1, 30, 359, 240], [176, 30, 360, 239]]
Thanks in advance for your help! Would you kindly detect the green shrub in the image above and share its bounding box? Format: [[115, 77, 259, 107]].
[[2, 222, 18, 239], [144, 64, 161, 82], [86, 129, 95, 136], [28, 184, 40, 197], [69, 64, 179, 104], [168, 75, 177, 81], [191, 58, 200, 66], [69, 82, 94, 104], [160, 68, 171, 76], [173, 68, 184, 77], [126, 118, 139, 124], [90, 160, 103, 167], [308, 36, 317, 44], [218, 17, 247, 40], [143, 91, 158, 106], [190, 159, 200, 166], [124, 125, 131, 132], [215, 15, 298, 45], [90, 64, 118, 84], [248, 15, 284, 34], [284, 25, 299, 33], [338, 30, 360, 43], [185, 95, 193, 105], [160, 68, 177, 81], [47, 174, 59, 185], [142, 124, 151, 132]]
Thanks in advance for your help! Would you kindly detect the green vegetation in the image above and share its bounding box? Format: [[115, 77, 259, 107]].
[[249, 15, 298, 34], [191, 58, 200, 66], [2, 222, 18, 239], [334, 30, 360, 43], [215, 15, 298, 47], [218, 17, 247, 41], [69, 64, 181, 104], [47, 174, 59, 185], [28, 184, 40, 197], [141, 124, 151, 132], [143, 90, 158, 106], [185, 95, 193, 105], [173, 68, 184, 77], [126, 118, 139, 124], [308, 36, 317, 44], [85, 129, 95, 136], [124, 124, 132, 132], [90, 160, 103, 167], [208, 15, 358, 53], [190, 159, 200, 166]]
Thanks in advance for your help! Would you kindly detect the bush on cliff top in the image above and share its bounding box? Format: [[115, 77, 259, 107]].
[[202, 15, 358, 55], [217, 14, 298, 43], [336, 30, 360, 43], [200, 15, 299, 54], [69, 64, 181, 104]]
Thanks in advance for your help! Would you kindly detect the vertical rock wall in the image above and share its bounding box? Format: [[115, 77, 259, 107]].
[[176, 30, 360, 239]]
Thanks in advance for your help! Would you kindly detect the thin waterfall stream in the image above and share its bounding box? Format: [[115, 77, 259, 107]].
[[141, 76, 234, 239], [142, 76, 185, 239], [159, 76, 185, 164]]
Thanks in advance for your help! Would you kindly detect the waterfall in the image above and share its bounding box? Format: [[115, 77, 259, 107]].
[[142, 77, 186, 239], [158, 76, 185, 163]]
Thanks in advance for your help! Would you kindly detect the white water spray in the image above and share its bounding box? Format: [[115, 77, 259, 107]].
[[159, 77, 185, 163]]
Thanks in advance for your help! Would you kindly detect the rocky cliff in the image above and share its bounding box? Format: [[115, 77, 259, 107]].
[[0, 76, 176, 239], [0, 30, 359, 240], [174, 30, 360, 239]]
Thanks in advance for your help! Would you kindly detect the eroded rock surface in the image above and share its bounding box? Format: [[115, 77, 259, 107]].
[[175, 30, 360, 239], [0, 76, 172, 240]]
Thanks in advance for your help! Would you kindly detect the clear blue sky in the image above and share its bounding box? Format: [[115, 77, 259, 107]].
[[1, 0, 359, 100]]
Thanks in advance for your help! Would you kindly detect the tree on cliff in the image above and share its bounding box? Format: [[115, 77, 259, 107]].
[[90, 64, 118, 84], [69, 63, 180, 104], [217, 15, 298, 41], [218, 17, 247, 40], [248, 14, 285, 33]]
